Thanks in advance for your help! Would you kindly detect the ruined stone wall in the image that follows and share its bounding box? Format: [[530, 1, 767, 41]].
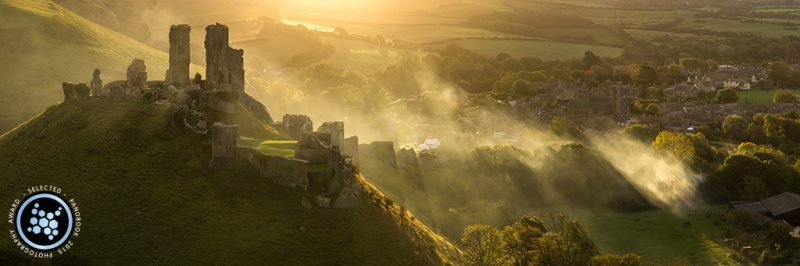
[[90, 69, 104, 96], [248, 152, 309, 191], [62, 83, 75, 102], [342, 136, 359, 164], [317, 121, 344, 149], [227, 48, 244, 90], [205, 23, 244, 91], [210, 122, 239, 167], [126, 58, 147, 90], [168, 24, 191, 86], [205, 23, 229, 88], [360, 141, 397, 169], [282, 114, 313, 140]]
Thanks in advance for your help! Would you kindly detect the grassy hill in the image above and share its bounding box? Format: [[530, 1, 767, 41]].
[[0, 99, 458, 264], [0, 0, 197, 134]]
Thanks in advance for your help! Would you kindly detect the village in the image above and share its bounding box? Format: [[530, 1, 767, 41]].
[[503, 63, 800, 132]]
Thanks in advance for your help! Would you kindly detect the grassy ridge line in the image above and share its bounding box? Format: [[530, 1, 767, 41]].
[[355, 173, 463, 264]]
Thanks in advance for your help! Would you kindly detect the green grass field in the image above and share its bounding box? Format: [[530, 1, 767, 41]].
[[541, 27, 625, 46], [682, 18, 800, 38], [0, 99, 456, 264], [738, 89, 800, 105], [382, 24, 524, 43], [526, 205, 738, 265], [754, 6, 800, 15], [439, 39, 623, 60], [256, 140, 298, 157], [320, 36, 409, 73]]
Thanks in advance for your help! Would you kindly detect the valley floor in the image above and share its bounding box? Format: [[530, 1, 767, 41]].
[[528, 205, 738, 265]]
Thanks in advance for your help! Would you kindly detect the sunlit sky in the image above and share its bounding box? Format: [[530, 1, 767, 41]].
[[265, 0, 393, 12]]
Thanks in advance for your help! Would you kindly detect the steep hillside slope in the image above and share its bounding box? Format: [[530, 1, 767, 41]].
[[0, 99, 457, 264], [0, 0, 178, 133]]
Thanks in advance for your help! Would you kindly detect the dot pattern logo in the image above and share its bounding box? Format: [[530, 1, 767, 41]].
[[14, 192, 73, 251]]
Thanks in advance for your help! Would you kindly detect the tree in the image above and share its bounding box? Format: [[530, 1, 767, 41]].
[[536, 217, 598, 266], [764, 114, 786, 144], [645, 103, 662, 116], [583, 51, 601, 70], [588, 65, 608, 82], [512, 79, 532, 98], [722, 115, 748, 141], [461, 224, 507, 266], [502, 216, 547, 266], [623, 124, 659, 143], [705, 142, 797, 201], [746, 122, 765, 143], [680, 58, 707, 72], [716, 88, 739, 104], [551, 117, 587, 142], [635, 65, 657, 86], [773, 89, 798, 103], [653, 131, 695, 161], [769, 62, 792, 87], [530, 70, 550, 82], [666, 63, 685, 82]]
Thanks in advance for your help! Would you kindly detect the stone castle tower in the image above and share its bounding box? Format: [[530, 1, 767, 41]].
[[168, 24, 191, 86], [205, 23, 244, 92]]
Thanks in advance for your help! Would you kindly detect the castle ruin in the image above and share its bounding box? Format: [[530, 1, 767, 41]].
[[62, 23, 362, 209], [167, 24, 191, 86], [205, 23, 245, 93]]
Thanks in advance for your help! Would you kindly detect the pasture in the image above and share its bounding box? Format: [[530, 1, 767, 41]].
[[438, 39, 622, 60], [738, 89, 800, 105], [529, 205, 739, 265], [682, 18, 800, 38], [541, 27, 625, 46]]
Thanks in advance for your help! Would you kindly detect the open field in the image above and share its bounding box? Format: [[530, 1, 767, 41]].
[[739, 89, 800, 105], [438, 39, 623, 60], [527, 205, 738, 265], [573, 8, 699, 28], [682, 18, 800, 38], [541, 27, 625, 46], [754, 6, 800, 15], [382, 24, 525, 43], [320, 36, 408, 73], [624, 29, 709, 42]]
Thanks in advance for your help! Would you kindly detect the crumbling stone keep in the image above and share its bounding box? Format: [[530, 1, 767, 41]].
[[126, 58, 147, 90], [168, 24, 191, 86], [210, 122, 240, 167], [205, 23, 244, 91], [90, 69, 104, 96]]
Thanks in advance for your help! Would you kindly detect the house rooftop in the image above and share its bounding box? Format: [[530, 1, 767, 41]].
[[732, 201, 768, 214], [761, 192, 800, 216]]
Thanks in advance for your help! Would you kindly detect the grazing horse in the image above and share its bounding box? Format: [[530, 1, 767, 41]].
[[683, 221, 692, 228]]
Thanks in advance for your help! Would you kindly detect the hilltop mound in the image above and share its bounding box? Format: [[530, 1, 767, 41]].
[[0, 99, 457, 264], [0, 0, 188, 133]]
